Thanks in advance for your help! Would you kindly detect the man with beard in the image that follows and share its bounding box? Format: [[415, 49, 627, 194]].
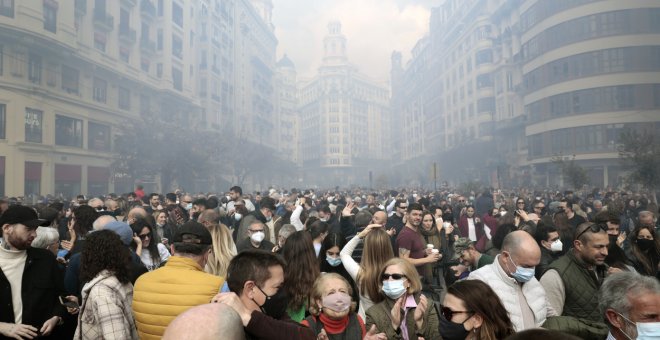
[[540, 222, 611, 322], [396, 203, 441, 277], [598, 271, 660, 340], [0, 206, 66, 339]]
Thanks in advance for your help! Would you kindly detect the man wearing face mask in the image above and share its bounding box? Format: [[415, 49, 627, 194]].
[[236, 221, 274, 253], [132, 221, 224, 340], [599, 271, 660, 340], [540, 222, 611, 322], [533, 224, 563, 280], [594, 211, 632, 272], [212, 250, 315, 340], [237, 197, 276, 245], [468, 230, 556, 331]]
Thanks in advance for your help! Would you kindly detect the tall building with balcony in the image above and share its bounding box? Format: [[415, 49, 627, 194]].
[[233, 0, 277, 147], [392, 0, 660, 189], [520, 0, 660, 188], [392, 0, 500, 185], [275, 54, 301, 167], [299, 22, 390, 186], [0, 0, 202, 197]]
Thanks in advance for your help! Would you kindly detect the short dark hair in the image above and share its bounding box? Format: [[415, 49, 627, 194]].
[[593, 210, 620, 225], [149, 193, 160, 200], [318, 205, 331, 214], [407, 203, 423, 214], [229, 186, 243, 195], [193, 198, 207, 207], [226, 250, 286, 295], [534, 223, 558, 245], [396, 199, 407, 208]]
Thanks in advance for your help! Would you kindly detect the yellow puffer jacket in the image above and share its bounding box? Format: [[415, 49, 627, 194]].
[[132, 256, 224, 339]]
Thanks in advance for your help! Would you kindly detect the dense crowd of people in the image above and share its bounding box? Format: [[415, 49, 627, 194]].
[[0, 185, 658, 339]]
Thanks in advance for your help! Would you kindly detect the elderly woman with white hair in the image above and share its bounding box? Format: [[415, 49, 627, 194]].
[[32, 226, 60, 256]]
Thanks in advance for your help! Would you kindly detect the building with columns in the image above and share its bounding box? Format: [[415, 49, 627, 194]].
[[0, 0, 278, 197], [299, 22, 390, 187]]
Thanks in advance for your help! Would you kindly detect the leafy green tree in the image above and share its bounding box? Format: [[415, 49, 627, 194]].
[[552, 155, 589, 190], [618, 129, 660, 202]]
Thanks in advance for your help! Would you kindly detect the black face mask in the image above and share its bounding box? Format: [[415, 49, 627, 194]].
[[439, 314, 470, 340], [254, 286, 288, 319], [637, 238, 655, 251]]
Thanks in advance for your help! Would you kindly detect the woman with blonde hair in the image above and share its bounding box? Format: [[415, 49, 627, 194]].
[[365, 257, 440, 339], [302, 273, 387, 339], [204, 223, 237, 278], [340, 224, 395, 320]]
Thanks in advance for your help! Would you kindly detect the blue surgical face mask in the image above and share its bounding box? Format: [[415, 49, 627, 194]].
[[508, 255, 535, 283], [617, 312, 660, 340], [185, 203, 192, 210], [326, 256, 342, 267], [382, 279, 407, 299]]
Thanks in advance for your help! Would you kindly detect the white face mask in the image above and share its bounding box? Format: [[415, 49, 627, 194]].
[[550, 239, 563, 252], [234, 213, 242, 221], [250, 231, 265, 243]]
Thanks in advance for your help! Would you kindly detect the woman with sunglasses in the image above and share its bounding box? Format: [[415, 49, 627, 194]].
[[130, 218, 170, 271], [439, 280, 514, 340], [365, 258, 440, 339]]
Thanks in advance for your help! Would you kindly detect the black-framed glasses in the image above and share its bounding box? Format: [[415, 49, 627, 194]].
[[441, 306, 474, 321], [138, 233, 150, 240], [575, 223, 607, 240], [517, 201, 525, 205], [398, 205, 408, 209], [381, 273, 407, 280]]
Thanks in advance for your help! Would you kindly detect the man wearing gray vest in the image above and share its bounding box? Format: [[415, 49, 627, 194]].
[[540, 222, 612, 322]]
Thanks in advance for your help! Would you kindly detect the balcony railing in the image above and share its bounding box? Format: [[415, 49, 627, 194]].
[[140, 0, 156, 19], [140, 36, 156, 54], [93, 8, 114, 31], [119, 27, 137, 44]]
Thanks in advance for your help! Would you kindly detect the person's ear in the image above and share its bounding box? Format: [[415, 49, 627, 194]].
[[470, 313, 484, 329], [573, 239, 583, 251], [541, 240, 550, 250], [244, 281, 256, 299], [605, 309, 623, 329]]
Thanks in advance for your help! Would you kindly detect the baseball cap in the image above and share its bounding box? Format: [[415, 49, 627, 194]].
[[102, 221, 134, 246], [452, 237, 474, 260], [174, 221, 212, 245], [0, 206, 49, 229]]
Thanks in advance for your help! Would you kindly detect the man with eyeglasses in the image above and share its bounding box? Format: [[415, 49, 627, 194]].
[[540, 222, 611, 322], [531, 200, 546, 217], [236, 221, 274, 253]]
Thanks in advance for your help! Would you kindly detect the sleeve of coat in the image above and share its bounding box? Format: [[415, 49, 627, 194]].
[[540, 269, 565, 316], [420, 298, 441, 340], [365, 305, 402, 340], [94, 289, 135, 340], [245, 311, 315, 340]]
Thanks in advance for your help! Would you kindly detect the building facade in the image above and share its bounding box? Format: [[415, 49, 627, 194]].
[[392, 0, 660, 189], [275, 54, 301, 167], [300, 22, 390, 187], [0, 0, 278, 197]]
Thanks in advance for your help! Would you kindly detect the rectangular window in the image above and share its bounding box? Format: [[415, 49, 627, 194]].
[[118, 87, 130, 110], [88, 122, 111, 151], [61, 65, 79, 95], [43, 1, 57, 33], [55, 164, 81, 198], [0, 45, 3, 76], [24, 162, 41, 196], [140, 94, 150, 114], [157, 29, 163, 50], [157, 0, 163, 16], [55, 115, 83, 148], [28, 54, 42, 84], [172, 2, 183, 27], [93, 77, 107, 103], [476, 50, 493, 65], [0, 103, 5, 139], [0, 0, 13, 18], [25, 108, 43, 143], [172, 67, 182, 91], [94, 31, 106, 52], [172, 34, 182, 59]]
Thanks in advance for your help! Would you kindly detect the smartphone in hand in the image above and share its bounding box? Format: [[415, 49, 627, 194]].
[[59, 295, 79, 309]]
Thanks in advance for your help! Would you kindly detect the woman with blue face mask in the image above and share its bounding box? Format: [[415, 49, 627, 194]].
[[318, 232, 359, 307], [365, 258, 440, 339]]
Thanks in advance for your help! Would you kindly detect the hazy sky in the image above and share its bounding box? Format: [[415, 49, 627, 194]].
[[272, 0, 434, 82]]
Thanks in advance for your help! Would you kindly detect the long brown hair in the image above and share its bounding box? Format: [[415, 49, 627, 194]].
[[447, 280, 515, 340], [630, 225, 660, 275], [356, 228, 394, 302], [283, 231, 320, 311]]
